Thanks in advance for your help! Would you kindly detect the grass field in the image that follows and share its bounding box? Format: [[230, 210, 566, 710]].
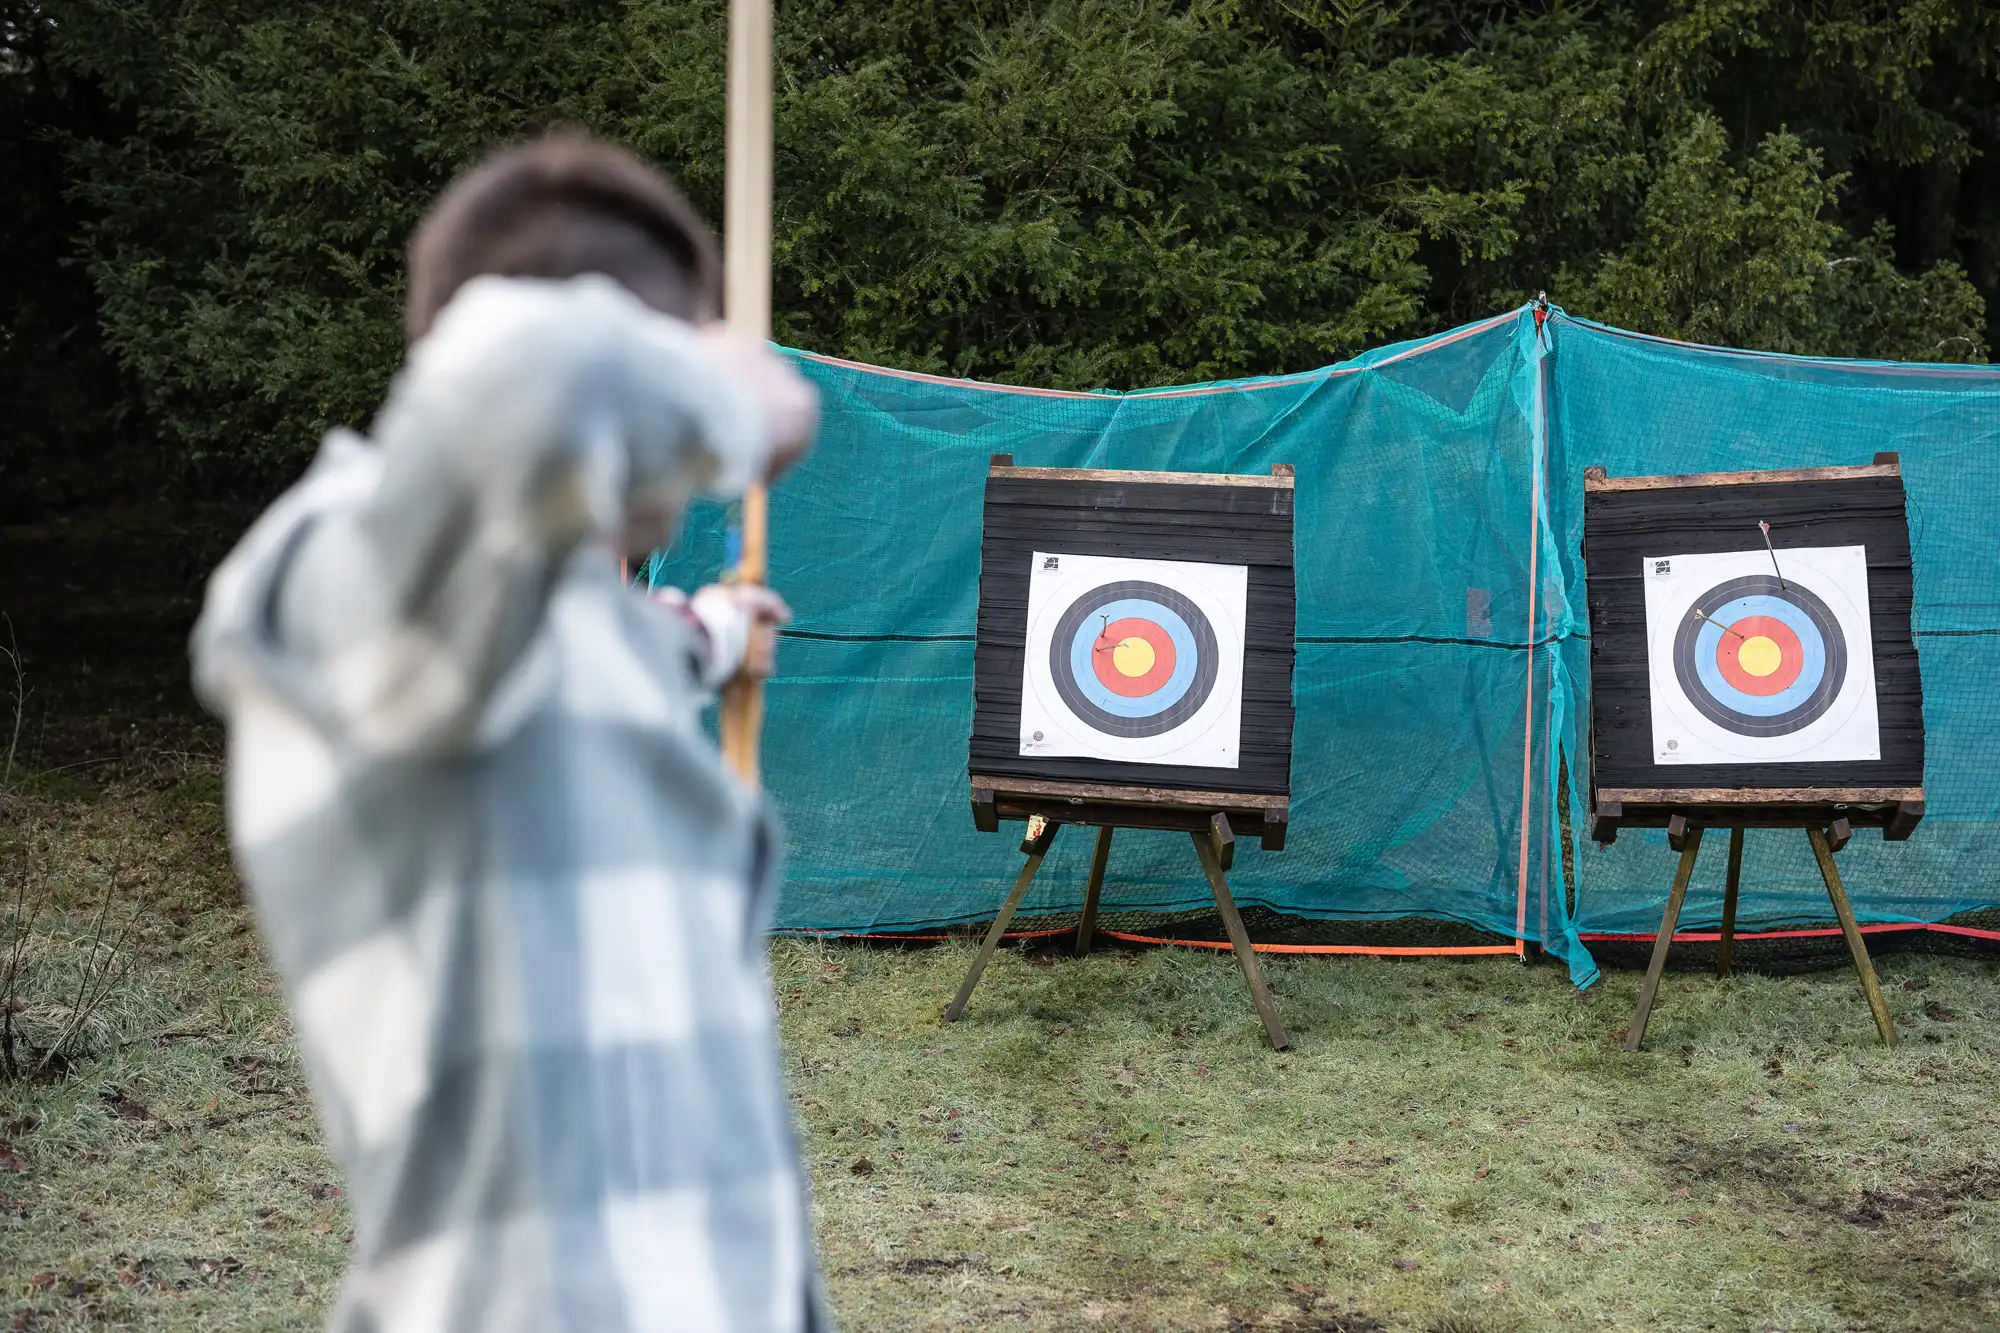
[[3, 775, 1997, 1331]]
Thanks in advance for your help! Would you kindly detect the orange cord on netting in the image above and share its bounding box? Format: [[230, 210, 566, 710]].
[[788, 927, 1521, 957], [792, 310, 1517, 403]]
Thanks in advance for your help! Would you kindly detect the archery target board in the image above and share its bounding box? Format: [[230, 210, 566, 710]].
[[970, 463, 1295, 795], [1020, 553, 1248, 767], [1644, 545, 1880, 764], [1583, 463, 1923, 834]]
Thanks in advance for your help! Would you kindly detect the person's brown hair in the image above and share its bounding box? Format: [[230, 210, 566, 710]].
[[405, 133, 723, 340]]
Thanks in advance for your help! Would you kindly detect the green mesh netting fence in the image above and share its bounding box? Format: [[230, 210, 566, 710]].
[[641, 306, 2000, 987]]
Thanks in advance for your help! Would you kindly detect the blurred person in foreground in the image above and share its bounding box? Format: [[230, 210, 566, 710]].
[[191, 133, 828, 1331]]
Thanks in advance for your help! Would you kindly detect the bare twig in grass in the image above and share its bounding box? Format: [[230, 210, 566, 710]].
[[1, 816, 48, 1081], [66, 856, 119, 1018], [1, 837, 35, 1079], [147, 1029, 224, 1047], [0, 820, 148, 1081], [201, 1104, 292, 1131], [1, 613, 27, 809], [0, 613, 35, 1076], [33, 854, 143, 1078]]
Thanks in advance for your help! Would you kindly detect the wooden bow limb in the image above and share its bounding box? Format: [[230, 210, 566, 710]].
[[719, 0, 774, 784]]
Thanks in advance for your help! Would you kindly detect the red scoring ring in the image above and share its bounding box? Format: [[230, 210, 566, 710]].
[[1715, 614, 1804, 696], [1091, 617, 1178, 697]]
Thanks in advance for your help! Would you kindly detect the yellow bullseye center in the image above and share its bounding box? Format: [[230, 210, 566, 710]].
[[1111, 637, 1156, 677], [1738, 634, 1782, 677]]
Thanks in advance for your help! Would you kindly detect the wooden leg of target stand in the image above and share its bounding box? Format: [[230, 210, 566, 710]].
[[1191, 817, 1289, 1051], [1808, 825, 1898, 1046], [1717, 827, 1744, 980], [1075, 826, 1113, 958], [1625, 821, 1704, 1052], [945, 820, 1060, 1023]]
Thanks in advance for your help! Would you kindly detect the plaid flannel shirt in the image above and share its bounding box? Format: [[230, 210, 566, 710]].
[[192, 276, 828, 1332]]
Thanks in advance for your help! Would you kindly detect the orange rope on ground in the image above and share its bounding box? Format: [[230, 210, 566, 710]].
[[1097, 931, 1520, 957], [1580, 921, 2000, 944], [805, 928, 1074, 944], [1929, 923, 2000, 940], [800, 921, 2000, 954], [789, 927, 1526, 956]]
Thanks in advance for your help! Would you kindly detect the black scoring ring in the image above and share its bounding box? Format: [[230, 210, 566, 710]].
[[1669, 574, 1848, 737], [1049, 580, 1219, 739]]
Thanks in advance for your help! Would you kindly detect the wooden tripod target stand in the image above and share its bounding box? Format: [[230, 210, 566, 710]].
[[944, 778, 1291, 1050], [952, 460, 1299, 1050], [1584, 458, 1926, 1052], [1622, 813, 1898, 1051]]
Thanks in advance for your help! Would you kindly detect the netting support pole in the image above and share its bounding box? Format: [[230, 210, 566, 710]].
[[1074, 826, 1113, 957], [1514, 302, 1549, 960], [1624, 825, 1704, 1051], [1716, 827, 1744, 978], [1808, 827, 1898, 1046]]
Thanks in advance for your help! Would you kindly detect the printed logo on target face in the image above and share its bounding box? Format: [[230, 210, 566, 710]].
[[1043, 556, 1060, 570], [1653, 559, 1672, 576]]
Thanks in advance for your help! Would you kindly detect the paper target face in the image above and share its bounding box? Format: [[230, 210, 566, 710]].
[[1020, 552, 1247, 767], [1643, 546, 1879, 765]]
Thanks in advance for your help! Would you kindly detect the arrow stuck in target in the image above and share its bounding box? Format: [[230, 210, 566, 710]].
[[1758, 520, 1788, 590], [1691, 607, 1747, 641]]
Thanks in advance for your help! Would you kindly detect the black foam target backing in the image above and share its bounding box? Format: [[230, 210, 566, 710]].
[[1584, 472, 1923, 792], [971, 472, 1296, 795]]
